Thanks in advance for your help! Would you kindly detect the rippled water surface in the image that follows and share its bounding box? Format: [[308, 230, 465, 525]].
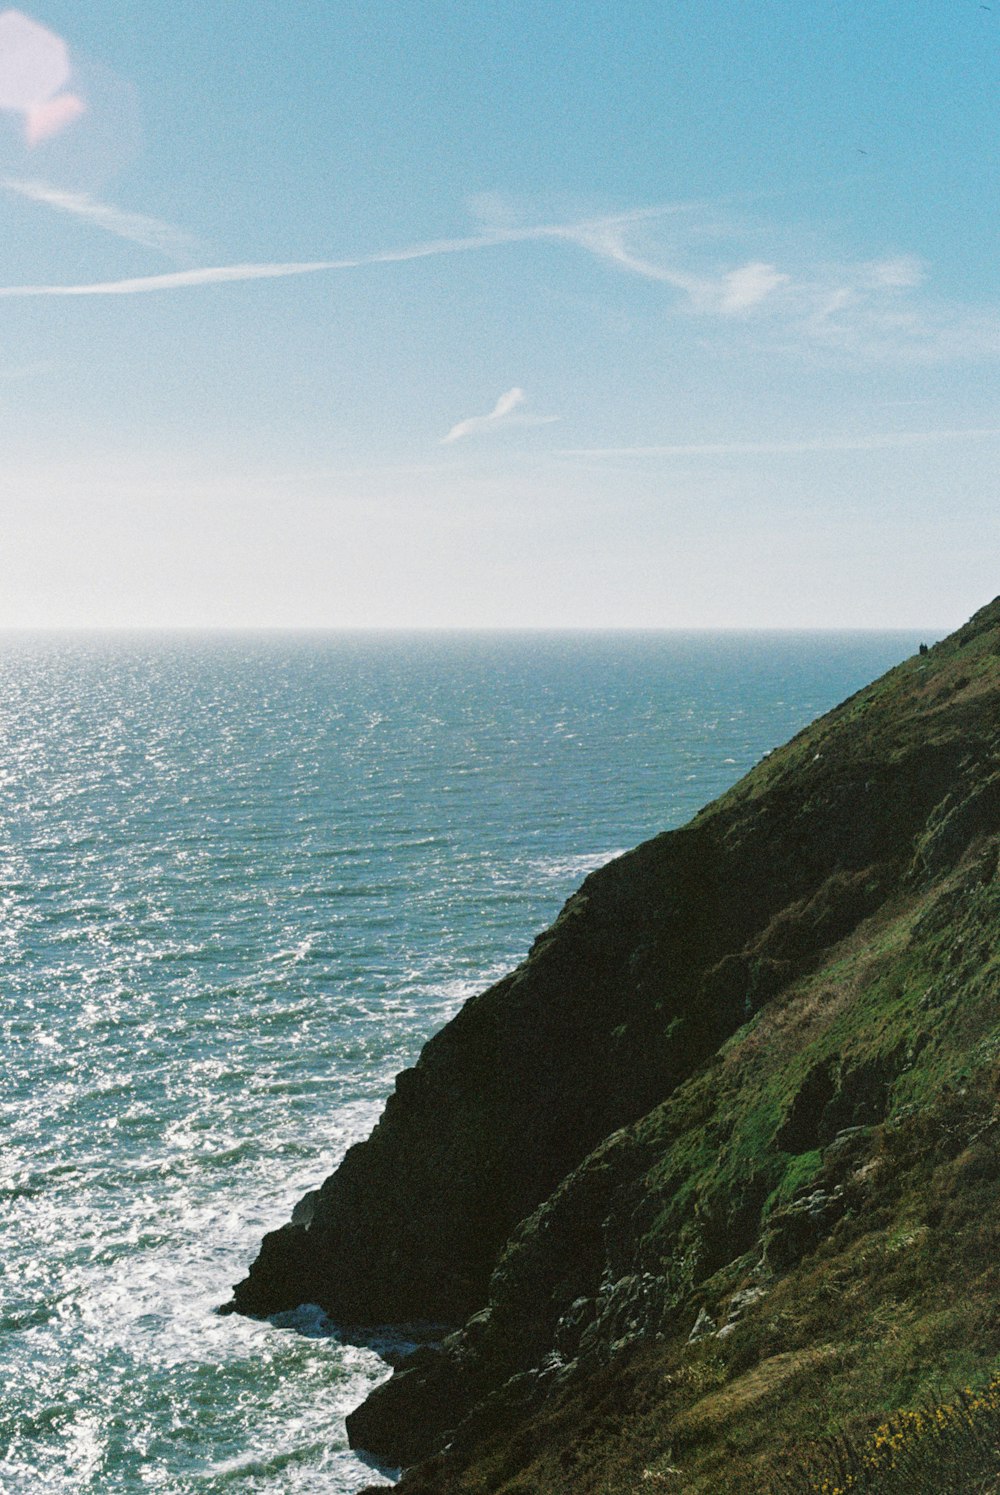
[[0, 630, 927, 1491]]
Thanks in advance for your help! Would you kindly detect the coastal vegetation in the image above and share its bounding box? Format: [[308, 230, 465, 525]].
[[231, 596, 1000, 1493], [776, 1374, 1000, 1493]]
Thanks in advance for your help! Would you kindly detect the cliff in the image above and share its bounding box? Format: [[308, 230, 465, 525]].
[[228, 597, 1000, 1493]]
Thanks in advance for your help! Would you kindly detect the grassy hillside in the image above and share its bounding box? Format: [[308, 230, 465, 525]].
[[233, 597, 1000, 1493], [366, 600, 1000, 1492], [387, 846, 1000, 1492]]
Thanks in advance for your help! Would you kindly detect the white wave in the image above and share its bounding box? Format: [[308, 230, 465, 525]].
[[527, 848, 628, 882]]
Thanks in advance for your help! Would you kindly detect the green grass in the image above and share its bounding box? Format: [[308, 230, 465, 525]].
[[377, 602, 1000, 1495], [775, 1373, 1000, 1494], [400, 844, 1000, 1495]]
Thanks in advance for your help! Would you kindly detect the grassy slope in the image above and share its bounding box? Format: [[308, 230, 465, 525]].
[[425, 862, 1000, 1494], [235, 603, 999, 1340], [379, 600, 1000, 1493]]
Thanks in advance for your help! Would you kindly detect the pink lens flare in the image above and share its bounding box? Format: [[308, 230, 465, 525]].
[[25, 90, 84, 144], [0, 11, 140, 184]]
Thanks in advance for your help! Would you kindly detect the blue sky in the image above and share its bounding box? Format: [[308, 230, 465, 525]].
[[0, 0, 996, 627]]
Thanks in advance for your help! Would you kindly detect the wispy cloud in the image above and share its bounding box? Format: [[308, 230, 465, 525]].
[[554, 214, 997, 359], [0, 202, 709, 298], [553, 217, 787, 314], [783, 266, 1000, 363], [0, 194, 994, 364], [0, 197, 788, 320], [442, 387, 558, 444], [2, 178, 200, 258], [560, 428, 1000, 458], [718, 261, 789, 312], [0, 236, 514, 298], [557, 216, 704, 296], [0, 259, 352, 296], [864, 256, 926, 289]]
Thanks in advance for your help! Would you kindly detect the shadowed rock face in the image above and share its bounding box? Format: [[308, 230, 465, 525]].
[[227, 598, 1000, 1483], [228, 816, 751, 1323]]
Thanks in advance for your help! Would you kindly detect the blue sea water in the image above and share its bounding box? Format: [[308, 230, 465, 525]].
[[0, 629, 930, 1493]]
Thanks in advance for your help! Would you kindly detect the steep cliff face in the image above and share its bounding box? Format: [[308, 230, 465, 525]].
[[228, 598, 1000, 1493]]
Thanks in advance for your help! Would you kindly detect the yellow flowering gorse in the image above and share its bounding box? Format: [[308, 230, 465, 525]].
[[806, 1373, 1000, 1494]]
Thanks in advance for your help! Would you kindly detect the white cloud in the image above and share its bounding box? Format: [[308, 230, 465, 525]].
[[788, 266, 1000, 363], [717, 260, 789, 312], [3, 178, 200, 258], [0, 234, 509, 297], [0, 202, 707, 298], [0, 258, 353, 296], [560, 428, 1000, 458], [0, 195, 994, 364], [4, 179, 199, 257], [545, 214, 790, 317], [442, 387, 559, 444], [465, 190, 522, 232], [0, 197, 789, 318], [554, 217, 705, 296], [865, 256, 926, 289]]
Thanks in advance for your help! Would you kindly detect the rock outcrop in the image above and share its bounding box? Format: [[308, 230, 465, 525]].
[[228, 597, 1000, 1494]]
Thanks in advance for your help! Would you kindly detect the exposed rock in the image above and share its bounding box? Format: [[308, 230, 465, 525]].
[[224, 597, 1000, 1493], [722, 1282, 767, 1328], [687, 1307, 717, 1343]]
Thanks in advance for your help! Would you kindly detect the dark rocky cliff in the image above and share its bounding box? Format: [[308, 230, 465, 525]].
[[228, 598, 1000, 1494]]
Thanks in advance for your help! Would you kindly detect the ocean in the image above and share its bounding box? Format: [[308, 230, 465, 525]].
[[0, 629, 928, 1492]]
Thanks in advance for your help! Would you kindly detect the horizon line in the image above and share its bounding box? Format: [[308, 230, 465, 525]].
[[0, 622, 953, 636]]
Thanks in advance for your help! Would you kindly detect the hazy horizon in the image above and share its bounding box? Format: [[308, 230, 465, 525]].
[[0, 622, 954, 637]]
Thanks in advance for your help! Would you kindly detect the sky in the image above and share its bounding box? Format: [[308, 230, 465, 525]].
[[0, 0, 996, 629]]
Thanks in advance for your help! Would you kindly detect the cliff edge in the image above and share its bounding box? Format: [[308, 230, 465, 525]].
[[228, 598, 1000, 1493]]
